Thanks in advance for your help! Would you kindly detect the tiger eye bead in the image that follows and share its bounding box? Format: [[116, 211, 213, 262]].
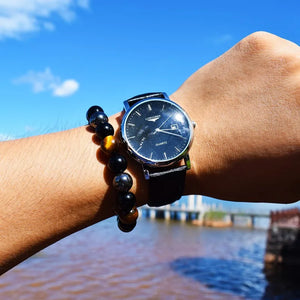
[[101, 135, 118, 154], [113, 173, 133, 192], [95, 122, 114, 139], [108, 153, 127, 173], [86, 105, 103, 121], [117, 217, 136, 233], [116, 192, 136, 215], [119, 207, 139, 224], [89, 111, 108, 128]]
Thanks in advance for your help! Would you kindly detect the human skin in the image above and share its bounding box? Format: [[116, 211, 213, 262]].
[[0, 32, 299, 274], [173, 31, 300, 203]]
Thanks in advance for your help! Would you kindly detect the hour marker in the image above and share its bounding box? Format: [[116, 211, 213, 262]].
[[145, 115, 160, 122], [127, 123, 135, 126], [147, 104, 152, 111], [175, 146, 180, 152], [150, 152, 153, 159], [128, 136, 136, 139], [164, 152, 167, 159], [161, 104, 165, 111], [135, 111, 141, 116]]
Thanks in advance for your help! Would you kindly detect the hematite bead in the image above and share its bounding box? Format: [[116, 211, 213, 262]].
[[113, 173, 133, 192], [117, 217, 136, 233], [116, 192, 136, 215], [101, 135, 118, 154], [119, 207, 139, 224], [95, 122, 114, 139], [89, 111, 108, 128], [86, 106, 103, 121], [108, 153, 127, 173]]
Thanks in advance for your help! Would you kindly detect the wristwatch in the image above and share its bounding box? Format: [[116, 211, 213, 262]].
[[120, 92, 195, 207]]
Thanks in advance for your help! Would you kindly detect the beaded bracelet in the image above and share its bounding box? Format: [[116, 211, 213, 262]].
[[86, 106, 138, 232]]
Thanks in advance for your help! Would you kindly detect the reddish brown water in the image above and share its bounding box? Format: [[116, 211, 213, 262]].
[[0, 217, 284, 299]]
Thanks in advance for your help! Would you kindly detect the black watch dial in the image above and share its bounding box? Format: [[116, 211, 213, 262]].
[[122, 99, 192, 164]]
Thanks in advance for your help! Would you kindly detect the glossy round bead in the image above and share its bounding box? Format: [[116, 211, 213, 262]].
[[89, 111, 108, 128], [108, 153, 127, 173], [95, 122, 114, 139], [86, 105, 103, 121], [119, 207, 139, 224], [117, 217, 136, 233], [101, 135, 118, 154], [113, 173, 133, 192], [116, 192, 136, 215]]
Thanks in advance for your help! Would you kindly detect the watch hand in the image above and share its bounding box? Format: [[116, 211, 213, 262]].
[[156, 128, 186, 139], [158, 127, 177, 131], [157, 113, 174, 130]]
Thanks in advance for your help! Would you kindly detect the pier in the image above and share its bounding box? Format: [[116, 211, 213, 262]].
[[265, 208, 300, 266], [141, 195, 270, 228]]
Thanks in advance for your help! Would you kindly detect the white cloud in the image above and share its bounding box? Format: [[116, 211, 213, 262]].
[[53, 79, 79, 97], [14, 67, 79, 97], [0, 0, 90, 40], [14, 67, 59, 93], [0, 133, 14, 141]]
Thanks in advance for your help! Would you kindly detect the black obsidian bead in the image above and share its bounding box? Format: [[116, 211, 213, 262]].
[[89, 111, 108, 128], [95, 122, 114, 139], [116, 192, 136, 215], [86, 105, 103, 121], [108, 153, 127, 173], [119, 207, 139, 224], [117, 217, 136, 233], [113, 173, 133, 192]]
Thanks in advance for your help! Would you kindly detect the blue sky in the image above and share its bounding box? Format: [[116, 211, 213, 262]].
[[0, 0, 299, 211]]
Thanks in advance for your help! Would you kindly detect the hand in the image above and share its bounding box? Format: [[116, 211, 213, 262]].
[[171, 32, 300, 203]]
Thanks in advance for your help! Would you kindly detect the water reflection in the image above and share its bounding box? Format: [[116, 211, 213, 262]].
[[170, 257, 265, 299], [170, 257, 300, 300]]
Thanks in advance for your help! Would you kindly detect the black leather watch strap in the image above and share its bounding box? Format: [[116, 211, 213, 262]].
[[147, 165, 187, 207], [127, 92, 166, 106]]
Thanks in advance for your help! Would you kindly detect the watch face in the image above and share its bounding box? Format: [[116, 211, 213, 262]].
[[121, 99, 193, 165]]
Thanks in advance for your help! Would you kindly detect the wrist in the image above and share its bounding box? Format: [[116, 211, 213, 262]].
[[169, 90, 212, 197]]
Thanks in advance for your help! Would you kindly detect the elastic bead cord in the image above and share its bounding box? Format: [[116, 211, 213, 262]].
[[86, 106, 138, 232]]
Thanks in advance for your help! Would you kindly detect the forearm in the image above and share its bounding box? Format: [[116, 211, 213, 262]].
[[0, 115, 147, 273], [0, 103, 204, 273]]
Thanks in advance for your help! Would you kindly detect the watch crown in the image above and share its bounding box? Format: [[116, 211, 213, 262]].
[[192, 121, 197, 128]]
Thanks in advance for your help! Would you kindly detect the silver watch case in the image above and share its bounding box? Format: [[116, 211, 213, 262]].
[[120, 96, 195, 176]]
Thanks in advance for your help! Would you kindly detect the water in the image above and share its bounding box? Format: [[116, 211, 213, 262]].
[[0, 217, 299, 299]]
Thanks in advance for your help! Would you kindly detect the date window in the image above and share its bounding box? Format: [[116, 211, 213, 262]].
[[171, 124, 178, 130]]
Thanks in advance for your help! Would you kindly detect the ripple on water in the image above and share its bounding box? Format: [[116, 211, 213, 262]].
[[0, 218, 299, 299]]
